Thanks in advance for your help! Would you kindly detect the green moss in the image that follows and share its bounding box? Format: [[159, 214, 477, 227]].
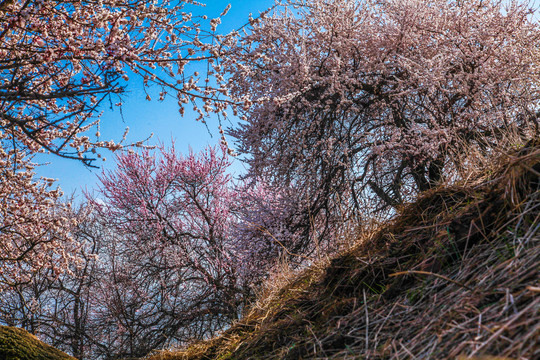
[[0, 326, 75, 360]]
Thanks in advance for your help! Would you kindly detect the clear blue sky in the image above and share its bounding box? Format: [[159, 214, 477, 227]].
[[34, 0, 275, 199]]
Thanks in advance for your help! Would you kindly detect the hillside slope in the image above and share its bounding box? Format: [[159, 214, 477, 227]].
[[0, 326, 75, 360], [151, 144, 540, 359]]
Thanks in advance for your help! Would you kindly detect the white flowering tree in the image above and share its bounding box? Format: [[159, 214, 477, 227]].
[[0, 0, 234, 163], [224, 0, 540, 218]]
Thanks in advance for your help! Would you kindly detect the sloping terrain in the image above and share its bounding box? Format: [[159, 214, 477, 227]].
[[0, 326, 75, 360], [150, 142, 540, 360]]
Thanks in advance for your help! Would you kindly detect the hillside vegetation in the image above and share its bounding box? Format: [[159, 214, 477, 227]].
[[149, 142, 540, 360], [0, 326, 75, 360], [2, 1, 540, 358]]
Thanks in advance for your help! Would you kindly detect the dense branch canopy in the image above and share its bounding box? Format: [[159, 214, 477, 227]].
[[224, 0, 540, 213]]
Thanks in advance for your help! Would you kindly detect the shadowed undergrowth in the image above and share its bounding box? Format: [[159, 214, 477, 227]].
[[148, 141, 540, 360]]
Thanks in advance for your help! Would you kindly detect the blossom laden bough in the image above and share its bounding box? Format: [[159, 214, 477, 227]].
[[223, 0, 540, 218], [0, 0, 234, 166]]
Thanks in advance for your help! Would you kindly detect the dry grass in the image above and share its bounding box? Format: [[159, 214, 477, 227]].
[[148, 140, 540, 360]]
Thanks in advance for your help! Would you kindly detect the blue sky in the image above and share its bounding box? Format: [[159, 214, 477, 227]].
[[34, 0, 275, 199]]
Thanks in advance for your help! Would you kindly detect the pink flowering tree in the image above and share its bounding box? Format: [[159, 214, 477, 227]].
[[232, 180, 354, 278], [223, 0, 540, 216], [87, 145, 253, 357], [232, 182, 306, 280]]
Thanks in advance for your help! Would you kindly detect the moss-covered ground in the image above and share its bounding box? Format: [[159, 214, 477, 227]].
[[0, 326, 75, 360]]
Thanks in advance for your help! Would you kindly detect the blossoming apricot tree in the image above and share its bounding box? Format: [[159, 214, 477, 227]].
[[88, 145, 252, 357], [224, 0, 540, 219], [0, 144, 77, 291]]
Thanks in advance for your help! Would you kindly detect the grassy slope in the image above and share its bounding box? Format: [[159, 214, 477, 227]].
[[0, 326, 75, 360], [150, 144, 540, 360]]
